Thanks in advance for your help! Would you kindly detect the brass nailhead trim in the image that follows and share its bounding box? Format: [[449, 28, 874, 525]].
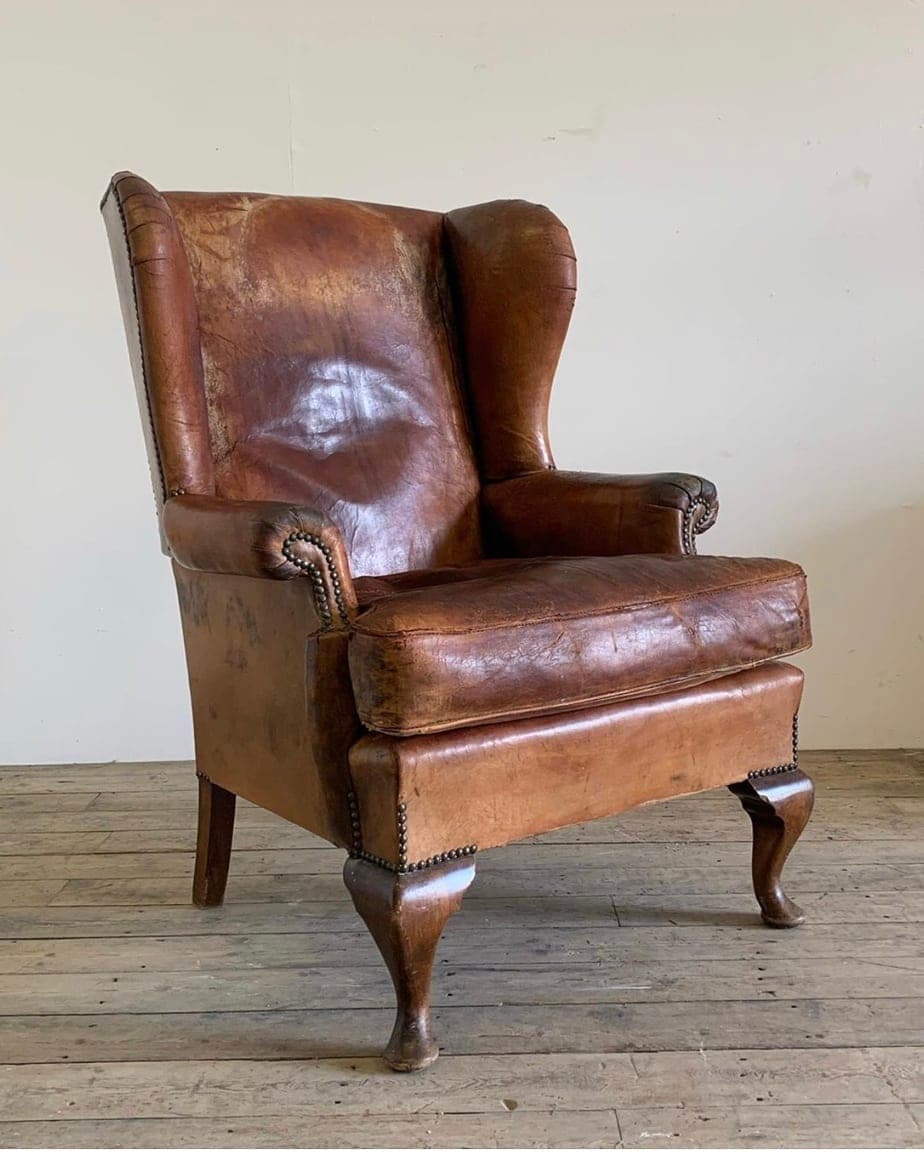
[[350, 844, 479, 874], [748, 715, 800, 779], [397, 801, 408, 871], [400, 844, 478, 874], [281, 531, 349, 629], [346, 791, 476, 874], [347, 789, 362, 856], [682, 497, 714, 556]]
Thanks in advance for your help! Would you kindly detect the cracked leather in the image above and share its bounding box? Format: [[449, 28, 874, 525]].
[[102, 171, 811, 862]]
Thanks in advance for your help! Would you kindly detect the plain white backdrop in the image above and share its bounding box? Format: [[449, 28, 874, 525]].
[[2, 0, 923, 762]]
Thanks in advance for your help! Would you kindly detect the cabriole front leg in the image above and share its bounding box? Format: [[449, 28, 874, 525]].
[[343, 856, 475, 1071], [729, 768, 815, 928]]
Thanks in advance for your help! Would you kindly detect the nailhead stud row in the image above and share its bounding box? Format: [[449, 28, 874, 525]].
[[347, 790, 362, 855], [397, 801, 408, 870], [401, 844, 477, 873], [748, 715, 800, 779], [349, 844, 479, 874], [682, 498, 714, 556], [352, 849, 395, 870], [346, 793, 476, 874], [281, 531, 349, 628]]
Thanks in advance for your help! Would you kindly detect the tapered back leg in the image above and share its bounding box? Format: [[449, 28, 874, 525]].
[[193, 774, 236, 908]]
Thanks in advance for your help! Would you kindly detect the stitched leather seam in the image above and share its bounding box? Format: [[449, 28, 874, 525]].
[[362, 646, 811, 737], [353, 570, 807, 639], [109, 177, 167, 503]]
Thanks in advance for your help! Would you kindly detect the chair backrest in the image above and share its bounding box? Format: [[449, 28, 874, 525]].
[[102, 173, 575, 577]]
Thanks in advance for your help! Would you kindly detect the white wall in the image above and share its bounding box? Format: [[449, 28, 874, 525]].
[[2, 0, 923, 762]]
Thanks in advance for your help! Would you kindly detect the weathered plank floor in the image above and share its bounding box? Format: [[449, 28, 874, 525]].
[[0, 752, 921, 1148]]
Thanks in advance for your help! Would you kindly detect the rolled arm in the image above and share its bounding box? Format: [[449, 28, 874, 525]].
[[482, 470, 719, 558], [163, 495, 357, 629]]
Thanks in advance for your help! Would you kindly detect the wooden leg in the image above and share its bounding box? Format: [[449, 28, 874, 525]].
[[729, 768, 814, 928], [343, 855, 475, 1072], [192, 774, 236, 908]]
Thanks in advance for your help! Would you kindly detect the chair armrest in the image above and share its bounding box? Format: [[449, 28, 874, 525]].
[[482, 470, 719, 557], [163, 495, 357, 629]]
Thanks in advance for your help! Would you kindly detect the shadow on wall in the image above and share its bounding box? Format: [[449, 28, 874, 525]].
[[794, 503, 924, 749]]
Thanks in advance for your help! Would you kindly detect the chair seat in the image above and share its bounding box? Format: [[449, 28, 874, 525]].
[[349, 555, 810, 736]]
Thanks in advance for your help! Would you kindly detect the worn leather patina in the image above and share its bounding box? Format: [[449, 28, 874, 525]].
[[102, 172, 814, 1072]]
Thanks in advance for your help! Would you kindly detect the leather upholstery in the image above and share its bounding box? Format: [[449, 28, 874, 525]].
[[164, 494, 358, 629], [102, 171, 811, 868], [350, 662, 804, 865], [173, 564, 360, 849], [484, 470, 719, 557], [444, 201, 576, 480], [350, 555, 809, 736], [166, 191, 482, 578], [100, 174, 214, 541]]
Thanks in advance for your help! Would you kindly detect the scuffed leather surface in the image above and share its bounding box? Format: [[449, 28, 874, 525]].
[[351, 663, 803, 865], [483, 470, 720, 557], [101, 174, 214, 541], [445, 201, 576, 480], [164, 493, 357, 627], [102, 172, 814, 859], [165, 191, 482, 578], [174, 566, 360, 847], [350, 555, 810, 736]]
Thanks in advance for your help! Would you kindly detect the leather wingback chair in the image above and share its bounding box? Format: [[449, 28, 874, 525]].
[[102, 172, 814, 1072]]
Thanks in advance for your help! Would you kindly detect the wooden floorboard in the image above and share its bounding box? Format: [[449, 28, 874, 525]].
[[0, 752, 921, 1148]]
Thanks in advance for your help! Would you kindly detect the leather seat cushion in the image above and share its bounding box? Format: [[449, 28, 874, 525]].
[[349, 555, 810, 737]]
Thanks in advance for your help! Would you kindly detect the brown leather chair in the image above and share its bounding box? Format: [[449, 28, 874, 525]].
[[101, 172, 814, 1072]]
